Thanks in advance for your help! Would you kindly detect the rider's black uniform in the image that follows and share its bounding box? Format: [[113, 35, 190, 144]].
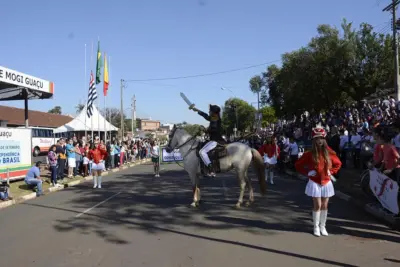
[[197, 105, 225, 143]]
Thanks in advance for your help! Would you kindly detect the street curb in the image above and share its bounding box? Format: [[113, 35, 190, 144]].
[[0, 159, 151, 210], [284, 170, 400, 229]]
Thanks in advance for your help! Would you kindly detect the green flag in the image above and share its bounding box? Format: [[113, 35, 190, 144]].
[[95, 41, 102, 84]]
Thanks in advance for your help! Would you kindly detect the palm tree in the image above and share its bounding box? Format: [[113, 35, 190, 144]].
[[75, 103, 85, 114], [249, 75, 264, 109]]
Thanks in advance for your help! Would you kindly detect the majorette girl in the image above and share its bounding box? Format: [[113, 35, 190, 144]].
[[258, 135, 280, 185], [295, 126, 342, 237]]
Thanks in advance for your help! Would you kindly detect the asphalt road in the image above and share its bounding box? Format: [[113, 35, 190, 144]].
[[0, 163, 399, 267]]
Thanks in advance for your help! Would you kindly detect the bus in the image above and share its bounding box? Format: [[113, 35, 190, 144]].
[[17, 126, 76, 156], [28, 127, 56, 156]]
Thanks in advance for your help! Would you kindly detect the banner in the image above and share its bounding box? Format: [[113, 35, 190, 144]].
[[0, 128, 32, 180], [369, 170, 399, 214], [0, 66, 54, 94], [160, 147, 183, 164]]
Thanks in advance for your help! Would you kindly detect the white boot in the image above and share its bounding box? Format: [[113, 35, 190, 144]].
[[270, 171, 274, 185], [97, 176, 102, 188], [320, 210, 329, 236], [312, 211, 321, 237], [93, 176, 97, 188]]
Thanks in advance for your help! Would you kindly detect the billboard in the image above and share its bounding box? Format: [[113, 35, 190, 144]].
[[0, 128, 32, 180]]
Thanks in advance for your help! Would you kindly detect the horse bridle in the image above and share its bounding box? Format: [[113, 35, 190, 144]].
[[167, 126, 198, 152]]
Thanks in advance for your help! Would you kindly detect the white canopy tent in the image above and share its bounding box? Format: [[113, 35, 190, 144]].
[[53, 104, 118, 133]]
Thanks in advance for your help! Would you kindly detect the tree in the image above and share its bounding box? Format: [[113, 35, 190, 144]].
[[222, 98, 256, 134], [249, 75, 264, 108], [75, 104, 85, 114], [176, 121, 203, 136], [183, 124, 202, 136], [101, 108, 128, 130], [259, 106, 277, 127], [48, 106, 62, 114], [252, 19, 394, 119]]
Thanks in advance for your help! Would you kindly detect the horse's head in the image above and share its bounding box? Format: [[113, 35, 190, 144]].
[[165, 124, 182, 153]]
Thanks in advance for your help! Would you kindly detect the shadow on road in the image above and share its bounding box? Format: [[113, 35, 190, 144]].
[[22, 167, 400, 266]]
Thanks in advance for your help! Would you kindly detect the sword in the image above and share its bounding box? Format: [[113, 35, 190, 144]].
[[180, 92, 196, 109]]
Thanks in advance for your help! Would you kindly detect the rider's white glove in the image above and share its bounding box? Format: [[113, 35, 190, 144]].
[[327, 170, 331, 176], [308, 170, 317, 177]]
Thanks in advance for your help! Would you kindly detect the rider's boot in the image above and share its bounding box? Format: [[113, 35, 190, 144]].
[[320, 210, 329, 236], [265, 171, 268, 182], [312, 211, 321, 237], [207, 164, 215, 177]]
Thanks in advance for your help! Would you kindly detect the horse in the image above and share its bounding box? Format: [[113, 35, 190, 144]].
[[165, 125, 267, 208]]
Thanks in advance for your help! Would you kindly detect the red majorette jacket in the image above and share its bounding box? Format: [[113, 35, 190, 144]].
[[295, 147, 342, 186], [88, 148, 108, 164], [258, 144, 280, 158]]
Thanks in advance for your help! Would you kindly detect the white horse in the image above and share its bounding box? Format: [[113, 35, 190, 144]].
[[165, 125, 267, 208]]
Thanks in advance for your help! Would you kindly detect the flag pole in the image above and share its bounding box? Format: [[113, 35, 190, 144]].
[[97, 37, 100, 140], [84, 43, 87, 140], [108, 56, 111, 141], [104, 52, 107, 143], [91, 40, 94, 140]]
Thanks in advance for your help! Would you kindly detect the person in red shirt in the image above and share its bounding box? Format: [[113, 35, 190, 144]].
[[258, 135, 280, 185], [295, 126, 342, 237], [381, 132, 400, 181], [88, 143, 108, 189]]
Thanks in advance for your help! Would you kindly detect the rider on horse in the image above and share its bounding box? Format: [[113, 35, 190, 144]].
[[189, 104, 224, 170]]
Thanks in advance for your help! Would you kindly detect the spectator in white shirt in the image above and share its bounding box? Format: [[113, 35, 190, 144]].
[[288, 137, 299, 169]]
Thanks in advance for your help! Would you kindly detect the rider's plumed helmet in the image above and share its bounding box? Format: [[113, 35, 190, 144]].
[[209, 104, 221, 114]]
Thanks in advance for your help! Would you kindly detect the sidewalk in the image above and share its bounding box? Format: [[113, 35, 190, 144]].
[[284, 167, 400, 229], [0, 158, 151, 210]]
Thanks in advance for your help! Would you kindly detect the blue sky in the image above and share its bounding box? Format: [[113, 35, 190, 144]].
[[0, 0, 391, 125]]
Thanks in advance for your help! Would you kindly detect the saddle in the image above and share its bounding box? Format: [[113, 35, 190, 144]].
[[196, 141, 227, 173]]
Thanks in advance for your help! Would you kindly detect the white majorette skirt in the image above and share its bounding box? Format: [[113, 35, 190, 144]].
[[305, 179, 335, 198], [91, 162, 105, 171]]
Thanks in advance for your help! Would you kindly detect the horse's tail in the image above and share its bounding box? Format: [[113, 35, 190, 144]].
[[251, 148, 266, 195]]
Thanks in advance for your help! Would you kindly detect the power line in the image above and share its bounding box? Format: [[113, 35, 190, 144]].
[[123, 21, 391, 83], [124, 59, 281, 82]]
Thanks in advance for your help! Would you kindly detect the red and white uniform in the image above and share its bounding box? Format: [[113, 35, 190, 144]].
[[89, 147, 108, 171], [258, 143, 280, 164], [295, 127, 342, 198], [295, 148, 341, 197]]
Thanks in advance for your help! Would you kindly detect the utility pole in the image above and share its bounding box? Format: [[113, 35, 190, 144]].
[[256, 91, 260, 130], [120, 79, 124, 140], [131, 95, 136, 138], [384, 0, 400, 101]]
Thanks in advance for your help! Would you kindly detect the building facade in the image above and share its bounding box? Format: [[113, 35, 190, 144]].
[[137, 119, 160, 131]]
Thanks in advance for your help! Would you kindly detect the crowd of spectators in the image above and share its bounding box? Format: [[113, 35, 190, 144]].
[[20, 135, 159, 195], [251, 95, 400, 175]]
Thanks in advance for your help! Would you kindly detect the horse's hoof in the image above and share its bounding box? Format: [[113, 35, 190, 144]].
[[235, 203, 242, 209], [190, 202, 197, 208], [245, 201, 252, 207]]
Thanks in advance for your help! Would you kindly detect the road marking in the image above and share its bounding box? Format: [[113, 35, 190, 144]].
[[75, 192, 121, 218], [268, 189, 282, 194]]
